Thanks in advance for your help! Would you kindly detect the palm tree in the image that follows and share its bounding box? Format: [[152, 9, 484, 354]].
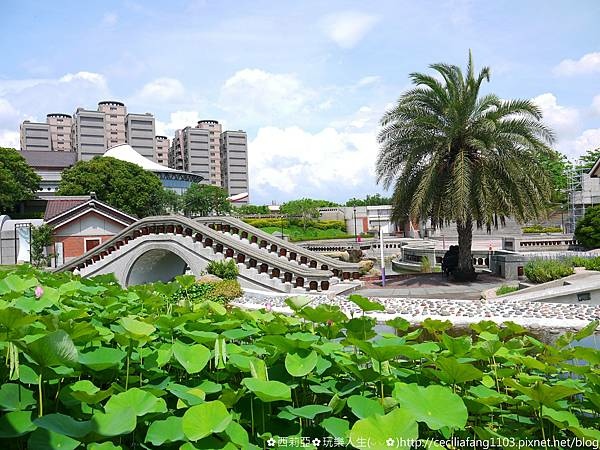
[[377, 53, 555, 280]]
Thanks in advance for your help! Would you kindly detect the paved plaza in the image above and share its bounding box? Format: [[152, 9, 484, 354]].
[[358, 273, 505, 300]]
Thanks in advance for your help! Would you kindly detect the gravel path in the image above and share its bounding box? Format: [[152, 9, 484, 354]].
[[233, 290, 600, 331]]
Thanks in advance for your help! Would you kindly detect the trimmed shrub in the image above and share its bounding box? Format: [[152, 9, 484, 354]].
[[207, 259, 239, 280], [567, 256, 600, 271], [522, 225, 562, 233], [204, 279, 244, 303], [524, 259, 574, 283]]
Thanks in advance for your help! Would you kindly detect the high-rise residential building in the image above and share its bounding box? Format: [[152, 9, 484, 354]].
[[125, 113, 155, 159], [46, 114, 73, 151], [155, 135, 170, 166], [168, 127, 210, 179], [220, 130, 249, 203], [72, 108, 106, 161], [195, 120, 222, 186], [20, 121, 51, 151], [70, 101, 156, 160], [97, 101, 127, 148]]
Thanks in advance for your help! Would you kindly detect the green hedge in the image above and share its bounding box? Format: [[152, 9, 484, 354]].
[[524, 259, 574, 283], [244, 218, 345, 231], [567, 256, 600, 271], [522, 225, 563, 233]]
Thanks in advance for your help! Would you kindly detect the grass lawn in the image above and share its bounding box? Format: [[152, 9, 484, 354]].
[[261, 225, 357, 242], [0, 265, 19, 272]]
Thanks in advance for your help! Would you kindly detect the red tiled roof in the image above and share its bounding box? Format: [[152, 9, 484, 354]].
[[44, 196, 91, 221]]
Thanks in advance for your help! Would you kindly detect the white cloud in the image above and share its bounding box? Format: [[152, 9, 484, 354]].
[[0, 130, 19, 149], [155, 110, 201, 136], [137, 78, 185, 103], [321, 12, 379, 49], [0, 99, 19, 123], [554, 52, 600, 76], [102, 12, 118, 27], [532, 93, 579, 138], [220, 69, 316, 125], [356, 75, 381, 87], [249, 126, 380, 202], [59, 71, 107, 88], [572, 129, 600, 158]]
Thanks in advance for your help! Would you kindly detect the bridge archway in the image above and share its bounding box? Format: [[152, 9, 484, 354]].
[[126, 248, 189, 286]]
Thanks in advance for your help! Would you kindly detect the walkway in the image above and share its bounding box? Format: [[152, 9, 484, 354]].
[[358, 273, 506, 300]]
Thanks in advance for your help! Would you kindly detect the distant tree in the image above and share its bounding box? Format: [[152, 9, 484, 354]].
[[577, 147, 600, 171], [57, 157, 165, 218], [233, 204, 270, 216], [0, 147, 42, 213], [183, 184, 231, 217], [30, 224, 54, 268], [162, 189, 181, 214], [535, 149, 571, 204], [281, 198, 324, 230], [575, 205, 600, 249], [346, 194, 392, 206]]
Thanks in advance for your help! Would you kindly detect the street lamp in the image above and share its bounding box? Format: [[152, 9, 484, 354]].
[[353, 206, 357, 242]]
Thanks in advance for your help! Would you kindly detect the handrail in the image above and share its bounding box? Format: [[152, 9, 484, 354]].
[[56, 215, 333, 278], [195, 216, 360, 271]]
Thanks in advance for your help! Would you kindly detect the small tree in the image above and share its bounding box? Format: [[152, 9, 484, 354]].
[[281, 198, 326, 230], [30, 224, 54, 268], [575, 205, 600, 249], [162, 189, 181, 214], [0, 147, 42, 213], [183, 184, 231, 217]]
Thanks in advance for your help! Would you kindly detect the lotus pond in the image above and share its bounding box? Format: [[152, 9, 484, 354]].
[[0, 266, 599, 449]]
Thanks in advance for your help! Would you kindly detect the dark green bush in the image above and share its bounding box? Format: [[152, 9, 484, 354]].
[[575, 205, 600, 249], [207, 259, 239, 280], [171, 282, 215, 305], [524, 259, 574, 283]]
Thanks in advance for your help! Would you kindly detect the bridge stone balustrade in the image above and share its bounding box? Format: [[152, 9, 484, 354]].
[[195, 216, 360, 280], [56, 216, 347, 293]]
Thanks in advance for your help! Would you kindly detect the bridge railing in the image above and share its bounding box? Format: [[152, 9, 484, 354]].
[[195, 216, 361, 273], [56, 215, 359, 291]]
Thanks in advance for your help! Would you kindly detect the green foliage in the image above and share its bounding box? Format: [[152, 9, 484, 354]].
[[161, 188, 181, 214], [420, 256, 432, 273], [534, 149, 571, 204], [524, 259, 575, 283], [575, 205, 600, 249], [207, 259, 239, 280], [245, 217, 345, 231], [346, 194, 391, 206], [377, 53, 554, 276], [522, 225, 563, 233], [280, 198, 337, 230], [1, 267, 600, 448], [496, 285, 519, 296], [567, 256, 600, 271], [0, 147, 42, 213], [30, 224, 54, 268], [576, 147, 600, 171], [233, 204, 270, 215], [57, 157, 165, 218], [182, 184, 231, 217], [203, 279, 243, 303]]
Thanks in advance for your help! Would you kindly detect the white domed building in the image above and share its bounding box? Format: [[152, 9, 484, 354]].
[[103, 144, 203, 195]]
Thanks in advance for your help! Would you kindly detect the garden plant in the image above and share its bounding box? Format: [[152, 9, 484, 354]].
[[0, 266, 599, 449]]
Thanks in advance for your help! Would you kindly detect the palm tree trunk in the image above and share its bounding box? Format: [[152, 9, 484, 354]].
[[456, 218, 475, 278]]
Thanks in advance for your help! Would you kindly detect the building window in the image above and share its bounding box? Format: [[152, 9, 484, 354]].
[[84, 238, 101, 252]]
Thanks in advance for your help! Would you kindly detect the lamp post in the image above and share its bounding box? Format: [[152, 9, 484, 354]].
[[281, 213, 285, 241], [353, 206, 357, 243]]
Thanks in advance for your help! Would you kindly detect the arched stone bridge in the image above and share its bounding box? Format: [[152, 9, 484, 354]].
[[56, 216, 362, 293]]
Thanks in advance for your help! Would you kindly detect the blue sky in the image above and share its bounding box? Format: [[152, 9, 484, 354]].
[[1, 0, 600, 204]]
